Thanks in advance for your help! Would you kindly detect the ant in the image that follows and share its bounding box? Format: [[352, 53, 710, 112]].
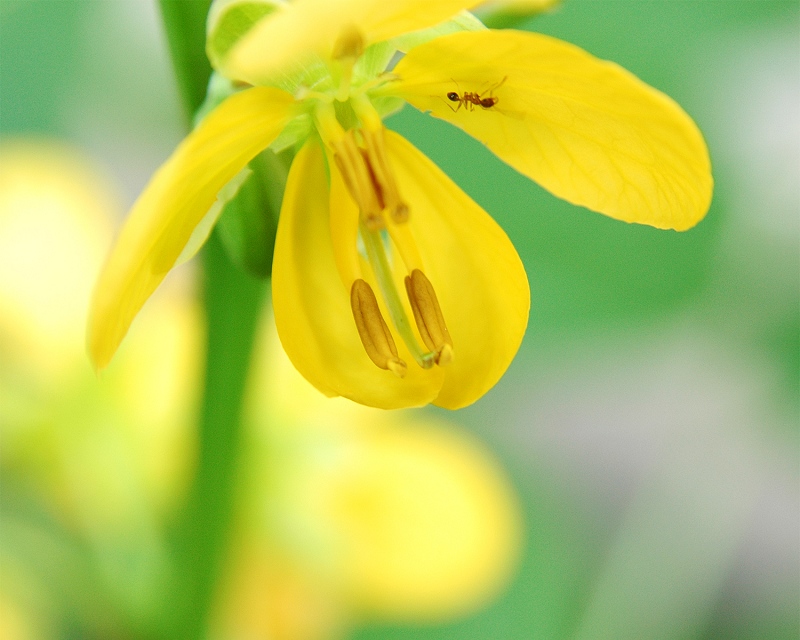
[[445, 76, 507, 112]]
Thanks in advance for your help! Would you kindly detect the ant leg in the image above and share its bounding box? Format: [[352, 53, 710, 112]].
[[480, 75, 508, 98]]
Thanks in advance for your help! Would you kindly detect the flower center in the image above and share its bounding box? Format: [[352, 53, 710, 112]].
[[313, 93, 453, 377]]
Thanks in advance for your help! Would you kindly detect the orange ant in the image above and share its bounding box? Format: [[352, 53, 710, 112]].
[[445, 76, 507, 112]]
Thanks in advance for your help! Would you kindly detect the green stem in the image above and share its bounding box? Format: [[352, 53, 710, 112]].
[[158, 0, 214, 123], [170, 233, 265, 639], [157, 1, 266, 637]]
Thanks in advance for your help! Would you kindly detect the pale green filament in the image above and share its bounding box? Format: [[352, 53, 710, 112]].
[[360, 223, 436, 369]]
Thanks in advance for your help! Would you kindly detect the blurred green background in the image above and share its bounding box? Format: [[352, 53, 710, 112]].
[[1, 1, 797, 639]]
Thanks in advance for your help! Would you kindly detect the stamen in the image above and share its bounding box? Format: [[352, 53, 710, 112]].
[[333, 133, 384, 230], [352, 94, 409, 223], [360, 223, 438, 370], [350, 279, 407, 377], [362, 128, 408, 223], [332, 25, 364, 102], [385, 216, 423, 274], [405, 269, 454, 366], [316, 104, 384, 230]]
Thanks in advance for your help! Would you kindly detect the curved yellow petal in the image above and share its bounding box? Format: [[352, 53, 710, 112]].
[[272, 141, 444, 410], [385, 132, 529, 409], [223, 0, 483, 85], [87, 87, 294, 370], [388, 30, 713, 230]]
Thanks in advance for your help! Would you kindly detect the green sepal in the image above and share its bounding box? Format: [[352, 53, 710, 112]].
[[215, 148, 290, 279], [206, 0, 282, 70]]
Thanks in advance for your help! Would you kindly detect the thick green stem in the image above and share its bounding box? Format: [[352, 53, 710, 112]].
[[159, 0, 213, 123], [157, 1, 266, 637], [170, 233, 265, 639]]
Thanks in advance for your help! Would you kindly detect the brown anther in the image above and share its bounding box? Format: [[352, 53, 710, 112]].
[[332, 24, 365, 61], [333, 133, 384, 230], [392, 202, 409, 224], [362, 128, 409, 224], [404, 269, 453, 365], [351, 279, 407, 377]]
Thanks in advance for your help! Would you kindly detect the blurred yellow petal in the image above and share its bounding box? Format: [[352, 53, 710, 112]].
[[87, 87, 293, 370], [223, 0, 484, 85], [385, 132, 529, 409], [322, 420, 522, 620], [0, 141, 115, 378], [0, 142, 200, 541], [272, 141, 444, 409], [389, 30, 713, 230], [212, 549, 346, 640]]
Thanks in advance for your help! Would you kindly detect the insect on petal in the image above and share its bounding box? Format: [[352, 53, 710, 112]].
[[387, 30, 713, 231]]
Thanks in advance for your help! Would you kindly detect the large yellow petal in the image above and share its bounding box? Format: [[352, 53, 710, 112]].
[[222, 0, 483, 85], [388, 30, 713, 230], [87, 87, 294, 370], [385, 132, 529, 409], [272, 141, 444, 410]]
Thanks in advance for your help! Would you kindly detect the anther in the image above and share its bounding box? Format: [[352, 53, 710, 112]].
[[332, 24, 365, 61], [332, 132, 384, 230], [351, 279, 407, 377], [405, 269, 454, 366], [361, 127, 408, 223]]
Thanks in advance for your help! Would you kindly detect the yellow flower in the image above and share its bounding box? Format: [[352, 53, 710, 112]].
[[88, 0, 712, 409], [1, 141, 201, 632], [0, 139, 200, 533]]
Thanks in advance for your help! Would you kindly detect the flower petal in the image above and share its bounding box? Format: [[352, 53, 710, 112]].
[[87, 87, 294, 370], [388, 30, 713, 230], [272, 141, 444, 409], [385, 132, 529, 409], [319, 420, 522, 619], [222, 0, 484, 85]]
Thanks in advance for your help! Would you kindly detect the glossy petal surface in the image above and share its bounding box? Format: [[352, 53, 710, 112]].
[[385, 132, 529, 409], [272, 141, 444, 409], [87, 87, 293, 369], [389, 30, 713, 230], [223, 0, 483, 85]]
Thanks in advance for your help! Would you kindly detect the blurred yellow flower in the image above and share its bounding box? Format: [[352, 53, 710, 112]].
[[0, 139, 200, 547], [88, 0, 711, 410], [211, 323, 523, 638]]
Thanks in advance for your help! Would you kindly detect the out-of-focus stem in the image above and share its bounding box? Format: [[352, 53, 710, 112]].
[[157, 1, 266, 638]]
